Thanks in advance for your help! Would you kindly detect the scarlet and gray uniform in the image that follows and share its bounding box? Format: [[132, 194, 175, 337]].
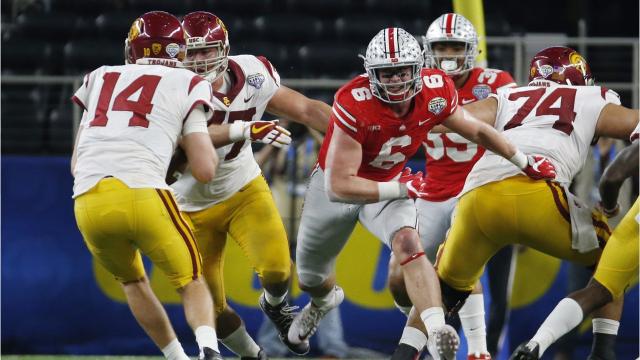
[[296, 69, 458, 286]]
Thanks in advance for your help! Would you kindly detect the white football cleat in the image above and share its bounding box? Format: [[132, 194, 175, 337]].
[[426, 324, 460, 360], [287, 286, 345, 344]]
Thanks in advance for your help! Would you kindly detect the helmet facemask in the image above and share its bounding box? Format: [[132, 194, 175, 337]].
[[183, 37, 229, 82], [367, 64, 423, 103]]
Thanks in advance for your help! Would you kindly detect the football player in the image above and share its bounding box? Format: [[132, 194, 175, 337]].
[[71, 11, 222, 360], [285, 27, 555, 360], [389, 14, 516, 360], [511, 125, 639, 360], [429, 46, 638, 360], [169, 11, 331, 359]]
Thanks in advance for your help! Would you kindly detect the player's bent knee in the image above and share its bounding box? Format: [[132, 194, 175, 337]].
[[261, 269, 290, 285], [298, 271, 327, 290], [392, 227, 423, 257]]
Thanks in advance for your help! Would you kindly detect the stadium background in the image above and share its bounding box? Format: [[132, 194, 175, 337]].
[[1, 0, 638, 359]]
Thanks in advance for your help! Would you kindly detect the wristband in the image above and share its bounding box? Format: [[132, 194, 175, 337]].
[[228, 121, 247, 142], [509, 150, 528, 169], [378, 181, 403, 201]]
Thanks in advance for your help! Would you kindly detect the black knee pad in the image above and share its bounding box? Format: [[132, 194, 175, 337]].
[[439, 278, 472, 316]]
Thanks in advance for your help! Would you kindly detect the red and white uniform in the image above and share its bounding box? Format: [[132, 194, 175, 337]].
[[423, 68, 516, 201], [318, 68, 458, 181], [296, 69, 458, 287], [72, 63, 213, 198], [463, 85, 621, 194]]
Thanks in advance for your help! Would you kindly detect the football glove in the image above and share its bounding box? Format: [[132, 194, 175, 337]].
[[229, 120, 292, 148], [398, 167, 428, 199], [522, 155, 556, 180]]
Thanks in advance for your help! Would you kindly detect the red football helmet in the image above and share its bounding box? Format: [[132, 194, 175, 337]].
[[528, 46, 594, 86], [181, 11, 230, 82], [125, 11, 187, 65]]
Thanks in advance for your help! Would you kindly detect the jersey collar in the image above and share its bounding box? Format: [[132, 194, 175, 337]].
[[212, 59, 246, 107]]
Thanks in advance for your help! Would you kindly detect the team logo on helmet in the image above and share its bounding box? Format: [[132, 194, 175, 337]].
[[247, 73, 265, 89], [428, 97, 447, 115], [128, 18, 142, 42], [472, 84, 491, 100], [165, 43, 180, 58], [152, 43, 162, 55], [539, 64, 554, 78], [569, 52, 587, 75], [216, 17, 228, 37]]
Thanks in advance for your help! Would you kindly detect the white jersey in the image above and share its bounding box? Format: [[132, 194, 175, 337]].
[[172, 55, 281, 210], [72, 63, 213, 198], [462, 84, 621, 194]]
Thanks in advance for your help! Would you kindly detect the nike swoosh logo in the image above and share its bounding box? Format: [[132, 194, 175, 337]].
[[532, 158, 545, 171], [461, 98, 475, 105], [419, 119, 431, 126], [251, 124, 271, 134], [244, 94, 255, 103]]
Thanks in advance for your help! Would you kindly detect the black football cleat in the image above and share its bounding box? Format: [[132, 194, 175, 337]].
[[390, 343, 421, 360], [240, 348, 268, 360], [199, 347, 224, 360], [259, 294, 309, 355], [509, 342, 540, 360]]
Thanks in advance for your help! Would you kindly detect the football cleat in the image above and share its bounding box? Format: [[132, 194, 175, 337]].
[[426, 324, 459, 360], [258, 294, 309, 355], [468, 352, 492, 359], [390, 343, 421, 360], [287, 286, 345, 346], [199, 347, 224, 360], [509, 342, 540, 360], [240, 348, 268, 360]]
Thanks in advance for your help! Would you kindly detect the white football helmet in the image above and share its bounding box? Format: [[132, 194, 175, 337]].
[[423, 13, 478, 76], [362, 27, 424, 103]]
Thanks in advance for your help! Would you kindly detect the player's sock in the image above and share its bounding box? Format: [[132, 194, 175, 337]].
[[420, 306, 446, 332], [399, 326, 428, 352], [221, 324, 261, 357], [195, 325, 220, 353], [161, 338, 190, 360], [459, 294, 488, 355], [395, 301, 412, 317], [264, 289, 287, 306], [590, 318, 619, 359], [311, 286, 337, 309], [530, 298, 583, 356]]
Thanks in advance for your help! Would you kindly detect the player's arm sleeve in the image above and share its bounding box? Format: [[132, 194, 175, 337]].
[[71, 69, 99, 110], [331, 97, 365, 143], [184, 75, 215, 124], [256, 56, 281, 99], [183, 106, 209, 135]]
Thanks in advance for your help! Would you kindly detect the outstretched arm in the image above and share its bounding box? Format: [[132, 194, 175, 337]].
[[267, 86, 331, 133]]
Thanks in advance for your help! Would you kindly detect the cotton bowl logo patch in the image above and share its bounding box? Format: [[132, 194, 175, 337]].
[[247, 73, 265, 89], [165, 43, 180, 58], [472, 84, 491, 100], [428, 97, 446, 115], [539, 64, 554, 78]]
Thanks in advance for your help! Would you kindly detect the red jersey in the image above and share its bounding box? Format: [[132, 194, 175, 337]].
[[422, 67, 516, 201], [318, 68, 458, 182]]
